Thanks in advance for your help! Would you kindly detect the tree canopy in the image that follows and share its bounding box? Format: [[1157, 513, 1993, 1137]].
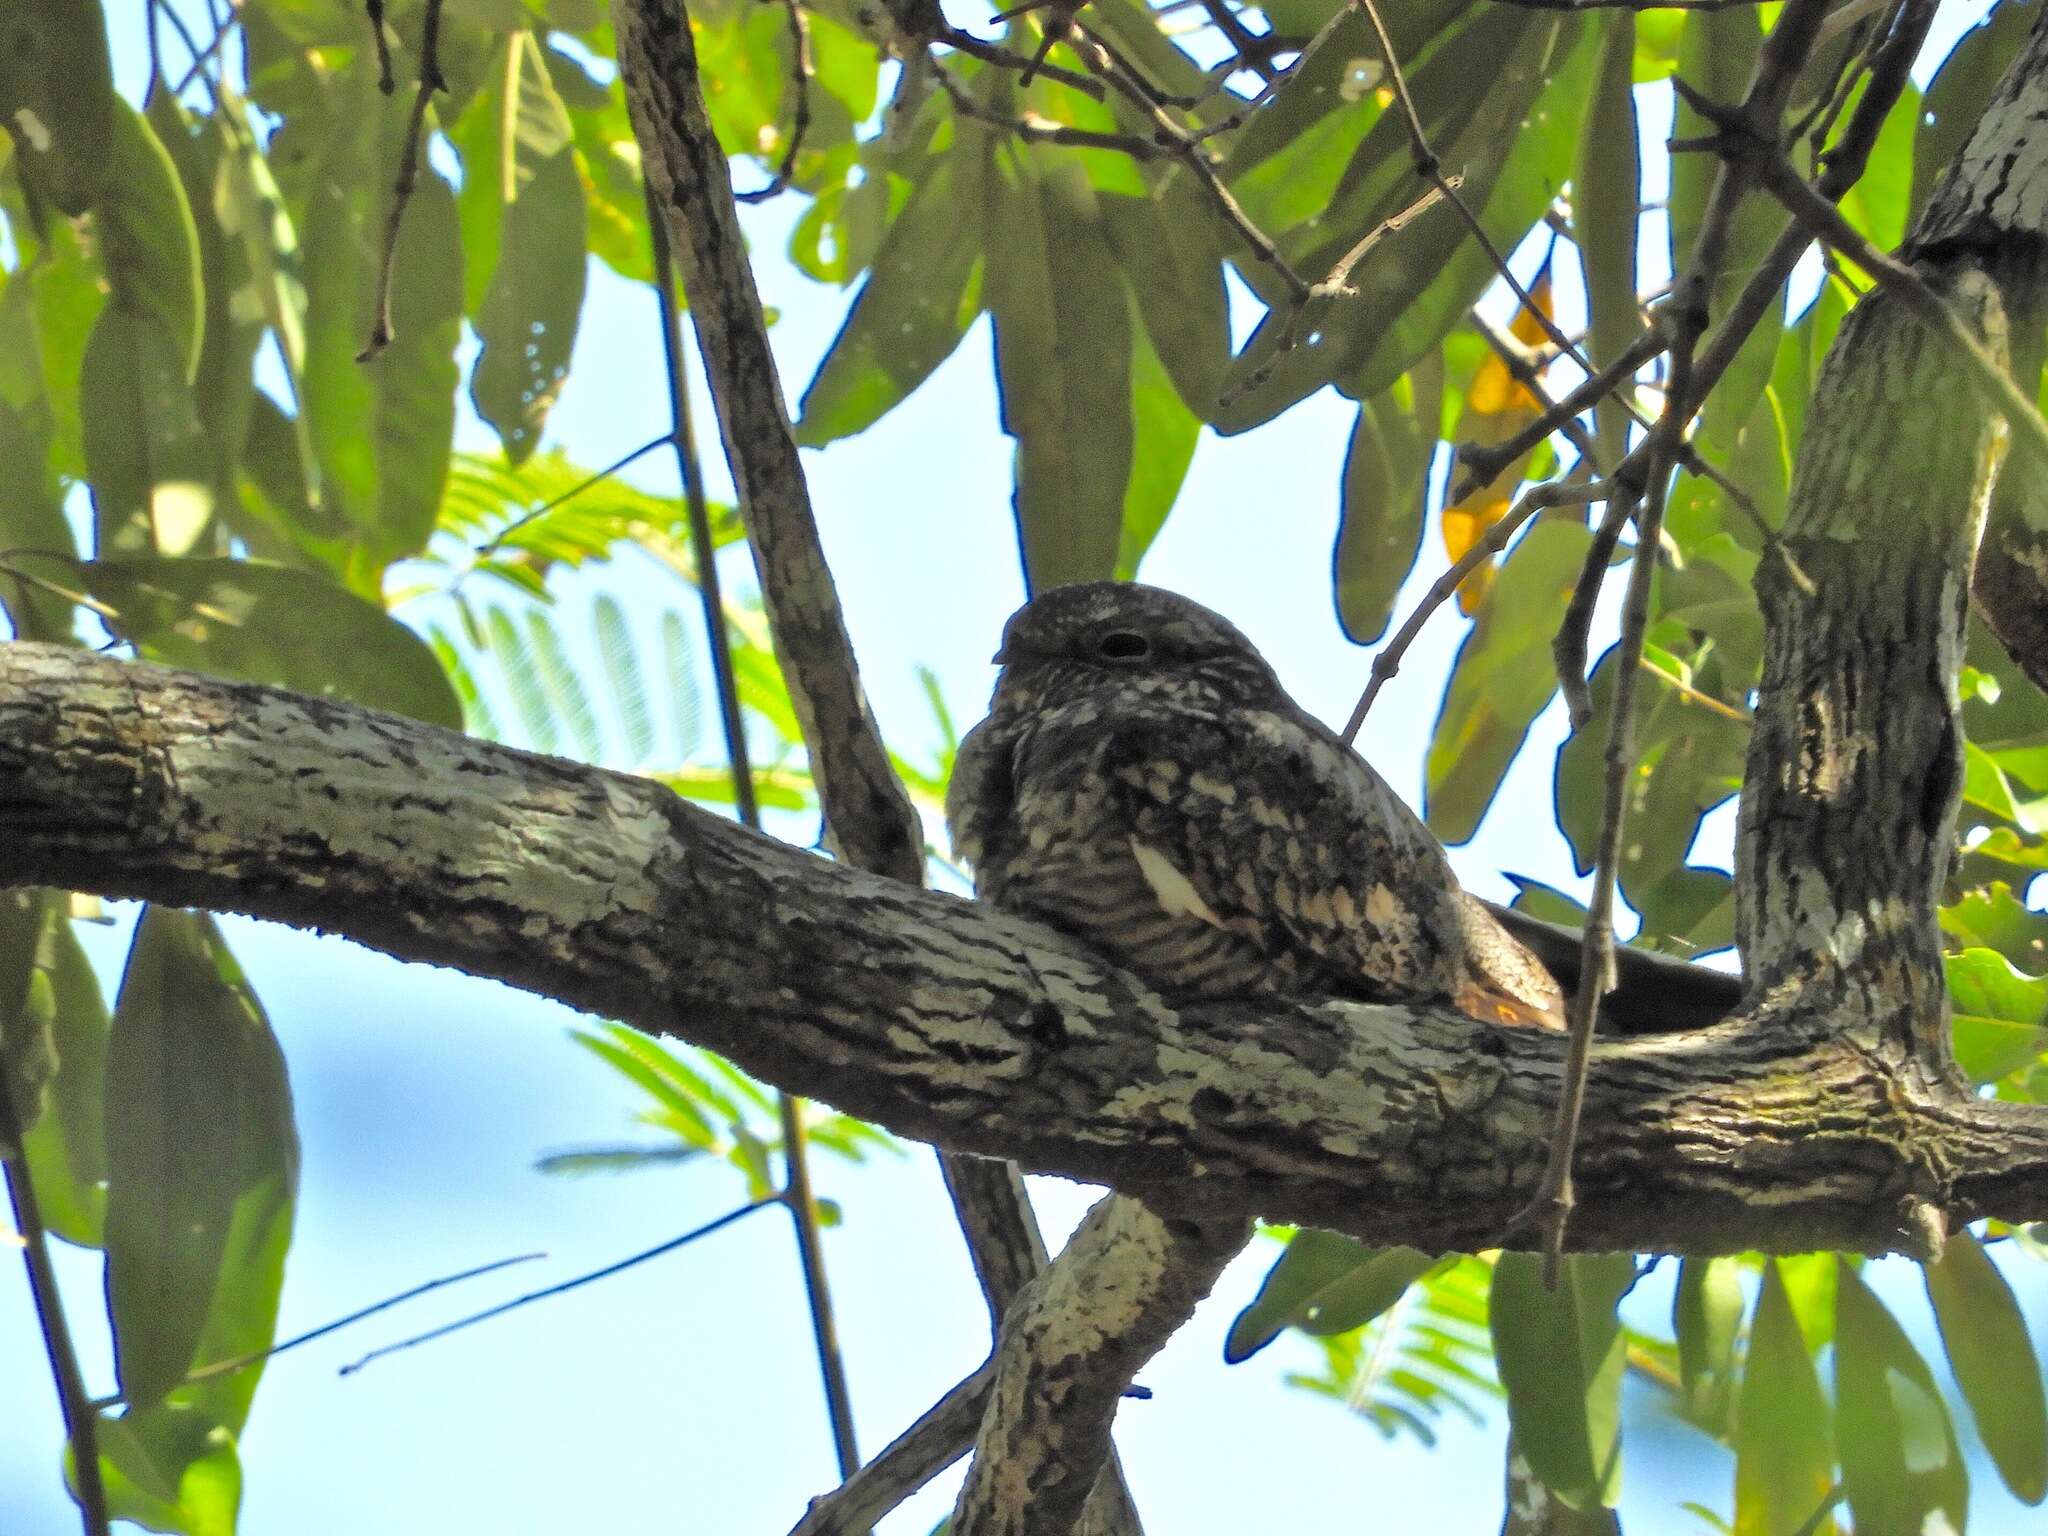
[[6, 0, 2048, 1533]]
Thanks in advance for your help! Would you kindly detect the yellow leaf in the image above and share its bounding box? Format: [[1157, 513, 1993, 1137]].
[[1444, 274, 1554, 613]]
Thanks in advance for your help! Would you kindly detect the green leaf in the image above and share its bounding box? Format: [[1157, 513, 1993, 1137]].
[[1834, 1258, 1968, 1536], [660, 609, 702, 759], [1117, 300, 1199, 580], [1572, 12, 1641, 468], [99, 97, 205, 381], [486, 603, 563, 752], [105, 909, 298, 1416], [0, 889, 56, 1146], [1226, 1230, 1435, 1362], [985, 143, 1132, 591], [301, 54, 462, 568], [1941, 881, 2048, 972], [460, 31, 589, 464], [594, 594, 656, 764], [97, 1409, 242, 1536], [1673, 1256, 1743, 1436], [0, 398, 77, 640], [1427, 520, 1593, 843], [80, 307, 215, 557], [51, 556, 462, 729], [1924, 1230, 2048, 1504], [1734, 1260, 1835, 1536], [18, 904, 111, 1246], [1491, 1251, 1633, 1511], [0, 0, 115, 215], [795, 153, 985, 447], [1911, 0, 2036, 226], [1334, 358, 1439, 644], [1946, 948, 2048, 1085], [26, 216, 107, 477], [525, 607, 605, 762], [1099, 170, 1229, 418]]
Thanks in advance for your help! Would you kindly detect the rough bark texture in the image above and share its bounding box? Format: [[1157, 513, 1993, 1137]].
[[6, 646, 2048, 1256], [950, 1197, 1246, 1536]]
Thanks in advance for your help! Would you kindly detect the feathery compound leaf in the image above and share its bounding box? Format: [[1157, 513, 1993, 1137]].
[[1924, 1232, 2048, 1504], [427, 623, 506, 741], [525, 607, 606, 763], [661, 609, 703, 760], [485, 604, 562, 754], [595, 595, 657, 765]]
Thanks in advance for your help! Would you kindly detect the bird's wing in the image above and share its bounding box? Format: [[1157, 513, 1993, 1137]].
[[1106, 707, 1563, 1026]]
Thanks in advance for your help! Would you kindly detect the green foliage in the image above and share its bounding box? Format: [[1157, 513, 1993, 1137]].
[[9, 3, 2048, 1531]]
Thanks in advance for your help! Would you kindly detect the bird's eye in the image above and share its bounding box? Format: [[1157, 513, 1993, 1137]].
[[1097, 631, 1151, 662]]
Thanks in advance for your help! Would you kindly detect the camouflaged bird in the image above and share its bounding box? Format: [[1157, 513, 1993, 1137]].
[[946, 583, 1567, 1028]]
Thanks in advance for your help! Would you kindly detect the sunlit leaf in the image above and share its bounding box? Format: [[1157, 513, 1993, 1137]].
[[1734, 1260, 1835, 1536], [1491, 1251, 1633, 1511], [79, 308, 215, 557], [1924, 1230, 2048, 1505], [1572, 12, 1640, 468], [1834, 1258, 1968, 1536], [1333, 357, 1438, 644], [0, 0, 115, 215]]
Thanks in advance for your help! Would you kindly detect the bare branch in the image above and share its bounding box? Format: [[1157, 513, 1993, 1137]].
[[358, 0, 445, 362], [735, 0, 814, 204]]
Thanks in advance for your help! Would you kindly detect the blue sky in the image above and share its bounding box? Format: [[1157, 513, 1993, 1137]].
[[7, 3, 2047, 1534]]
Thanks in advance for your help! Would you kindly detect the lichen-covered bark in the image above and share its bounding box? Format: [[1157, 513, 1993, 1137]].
[[950, 1197, 1245, 1536], [1734, 269, 2006, 1050], [5, 645, 2047, 1256]]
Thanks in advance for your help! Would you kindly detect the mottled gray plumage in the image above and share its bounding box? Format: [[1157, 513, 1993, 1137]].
[[947, 583, 1565, 1028]]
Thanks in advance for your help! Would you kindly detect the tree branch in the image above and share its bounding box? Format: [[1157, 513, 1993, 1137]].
[[6, 645, 2048, 1255]]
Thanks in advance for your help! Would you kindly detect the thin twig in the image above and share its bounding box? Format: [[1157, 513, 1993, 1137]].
[[1676, 82, 2048, 471], [789, 1365, 997, 1536], [1070, 25, 1310, 300], [358, 0, 446, 362], [1351, 0, 1593, 374], [936, 24, 1104, 98], [89, 1252, 546, 1407], [1522, 0, 1837, 1277], [470, 433, 677, 561], [1199, 0, 1278, 81], [1553, 490, 1637, 730], [340, 1199, 781, 1374], [1641, 654, 1753, 723], [3, 1075, 111, 1536], [932, 62, 1165, 159], [649, 180, 862, 1479], [364, 0, 395, 93], [736, 0, 814, 203], [1340, 473, 1603, 742], [1452, 328, 1667, 501], [172, 1, 238, 97]]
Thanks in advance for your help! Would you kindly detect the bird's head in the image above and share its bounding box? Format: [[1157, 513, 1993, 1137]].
[[987, 582, 1284, 716]]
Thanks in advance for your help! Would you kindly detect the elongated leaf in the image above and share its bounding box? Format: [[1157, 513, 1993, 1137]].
[[1492, 1251, 1633, 1511], [1099, 170, 1229, 417], [1117, 302, 1199, 579], [99, 98, 204, 380], [459, 32, 588, 463], [27, 217, 106, 476], [0, 0, 115, 214], [301, 55, 462, 566], [105, 909, 298, 1413], [1924, 1231, 2048, 1504], [0, 889, 55, 1144], [51, 555, 461, 728], [1427, 521, 1593, 842], [1335, 358, 1440, 644], [1734, 1260, 1835, 1536], [660, 610, 703, 760], [986, 144, 1132, 591], [1834, 1258, 1968, 1536], [18, 903, 111, 1246], [0, 398, 76, 640], [1674, 1256, 1744, 1436], [795, 152, 986, 447], [1227, 1230, 1434, 1361], [1573, 12, 1640, 467], [80, 308, 214, 557]]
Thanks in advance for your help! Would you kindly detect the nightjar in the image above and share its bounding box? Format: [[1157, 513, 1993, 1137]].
[[946, 582, 1566, 1028]]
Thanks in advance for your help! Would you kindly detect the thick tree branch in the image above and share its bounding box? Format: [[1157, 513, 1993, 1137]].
[[6, 646, 2048, 1256], [949, 1197, 1246, 1536]]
